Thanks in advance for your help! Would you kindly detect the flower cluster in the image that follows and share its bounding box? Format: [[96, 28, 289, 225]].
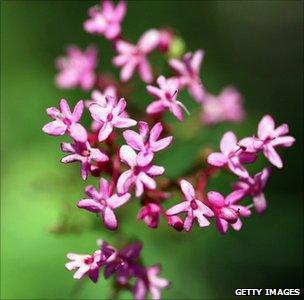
[[43, 1, 295, 299], [66, 240, 170, 299]]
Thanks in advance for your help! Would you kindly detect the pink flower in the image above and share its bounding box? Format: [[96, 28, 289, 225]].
[[78, 178, 130, 230], [113, 29, 160, 83], [233, 167, 271, 214], [42, 99, 87, 142], [207, 131, 256, 178], [201, 87, 245, 125], [137, 203, 161, 228], [84, 0, 126, 40], [89, 96, 137, 141], [85, 86, 117, 108], [146, 76, 189, 121], [240, 115, 295, 168], [123, 121, 173, 166], [166, 179, 214, 231], [55, 45, 98, 90], [65, 241, 114, 283], [117, 145, 165, 197], [167, 215, 184, 231], [207, 190, 251, 234], [104, 242, 142, 284], [61, 141, 108, 180], [133, 265, 170, 300], [169, 50, 205, 103], [157, 28, 173, 52]]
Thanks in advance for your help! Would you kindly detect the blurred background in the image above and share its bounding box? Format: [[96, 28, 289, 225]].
[[1, 1, 303, 299]]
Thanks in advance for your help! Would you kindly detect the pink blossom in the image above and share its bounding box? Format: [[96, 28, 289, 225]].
[[104, 242, 143, 284], [207, 131, 256, 178], [167, 215, 184, 231], [113, 29, 160, 83], [146, 76, 189, 121], [166, 179, 214, 231], [133, 265, 170, 300], [89, 96, 137, 141], [207, 190, 251, 234], [240, 115, 295, 168], [201, 87, 245, 125], [137, 203, 161, 228], [42, 99, 87, 142], [84, 0, 126, 40], [117, 145, 164, 197], [55, 45, 98, 90], [65, 241, 114, 283], [169, 50, 205, 103], [123, 121, 173, 166], [157, 28, 173, 52], [233, 167, 271, 214], [85, 87, 117, 132], [61, 141, 108, 180], [78, 178, 130, 230], [85, 86, 117, 108]]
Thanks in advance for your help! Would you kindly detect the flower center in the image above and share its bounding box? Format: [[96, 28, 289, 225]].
[[84, 256, 94, 265], [190, 200, 198, 210], [81, 149, 91, 157], [133, 166, 141, 176], [107, 113, 114, 122]]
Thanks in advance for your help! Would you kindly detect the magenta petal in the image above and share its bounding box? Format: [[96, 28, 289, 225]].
[[225, 189, 246, 204], [120, 145, 137, 167], [180, 179, 195, 201], [146, 100, 167, 115], [98, 122, 113, 141], [117, 170, 134, 194], [123, 130, 144, 151], [72, 100, 84, 122], [151, 136, 173, 152], [108, 193, 131, 209], [166, 201, 188, 215], [137, 150, 154, 166], [207, 152, 227, 167], [43, 120, 67, 136], [263, 145, 283, 168], [77, 199, 102, 212], [271, 136, 295, 147], [216, 217, 229, 234], [88, 268, 99, 283], [69, 123, 88, 142], [258, 115, 275, 139], [207, 191, 225, 207], [239, 151, 257, 164], [253, 193, 267, 214], [218, 207, 238, 223], [103, 207, 118, 230], [149, 122, 163, 143], [114, 116, 137, 128], [146, 165, 164, 176], [220, 131, 237, 155], [60, 99, 72, 117]]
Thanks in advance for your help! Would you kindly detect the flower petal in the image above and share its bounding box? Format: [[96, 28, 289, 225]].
[[207, 152, 227, 167], [123, 130, 145, 151], [207, 191, 225, 207], [166, 201, 189, 215], [220, 131, 237, 155], [42, 120, 67, 136], [120, 145, 137, 167], [258, 115, 275, 140], [69, 123, 88, 142], [103, 207, 118, 230], [77, 199, 102, 212]]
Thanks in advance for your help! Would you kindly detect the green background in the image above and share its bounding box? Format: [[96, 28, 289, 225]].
[[1, 1, 303, 299]]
